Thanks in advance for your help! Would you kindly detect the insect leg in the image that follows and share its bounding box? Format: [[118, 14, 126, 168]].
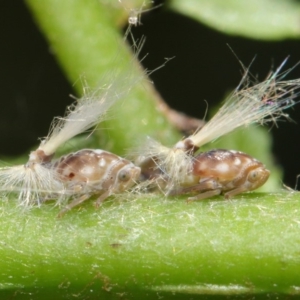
[[58, 194, 91, 218], [224, 186, 249, 198], [168, 178, 222, 197], [187, 189, 222, 202], [94, 190, 112, 208]]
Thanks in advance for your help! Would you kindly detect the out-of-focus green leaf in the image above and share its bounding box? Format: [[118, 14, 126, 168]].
[[170, 0, 300, 40]]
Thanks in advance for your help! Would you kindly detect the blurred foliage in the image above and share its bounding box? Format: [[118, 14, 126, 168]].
[[171, 0, 300, 40]]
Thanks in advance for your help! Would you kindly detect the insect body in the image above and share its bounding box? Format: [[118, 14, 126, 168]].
[[0, 38, 146, 214], [167, 149, 270, 201], [137, 59, 300, 200], [53, 149, 140, 216]]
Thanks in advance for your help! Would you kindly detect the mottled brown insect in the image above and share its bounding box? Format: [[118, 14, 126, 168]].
[[137, 59, 300, 201], [0, 38, 147, 214], [167, 149, 270, 201], [53, 149, 140, 216]]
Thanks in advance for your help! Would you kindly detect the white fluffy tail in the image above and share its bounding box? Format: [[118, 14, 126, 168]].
[[186, 58, 299, 149], [0, 163, 64, 206], [38, 40, 146, 157]]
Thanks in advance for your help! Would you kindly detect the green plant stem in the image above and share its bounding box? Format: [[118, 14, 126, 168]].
[[1, 193, 300, 298], [25, 0, 179, 154]]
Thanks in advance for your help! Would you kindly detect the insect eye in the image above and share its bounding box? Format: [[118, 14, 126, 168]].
[[248, 170, 258, 181], [248, 168, 263, 182], [118, 169, 131, 182]]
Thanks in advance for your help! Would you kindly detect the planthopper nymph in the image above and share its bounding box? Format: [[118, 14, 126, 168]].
[[136, 58, 300, 201], [167, 149, 270, 201], [0, 39, 147, 216], [53, 149, 140, 216]]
